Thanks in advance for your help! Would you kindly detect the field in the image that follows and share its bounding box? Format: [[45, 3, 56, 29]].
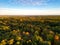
[[0, 15, 60, 45]]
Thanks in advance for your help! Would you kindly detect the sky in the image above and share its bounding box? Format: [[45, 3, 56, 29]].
[[0, 0, 60, 15]]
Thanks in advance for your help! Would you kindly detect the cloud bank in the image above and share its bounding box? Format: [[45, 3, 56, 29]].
[[0, 8, 60, 15]]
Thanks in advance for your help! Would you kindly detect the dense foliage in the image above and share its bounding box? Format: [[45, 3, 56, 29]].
[[0, 16, 60, 45]]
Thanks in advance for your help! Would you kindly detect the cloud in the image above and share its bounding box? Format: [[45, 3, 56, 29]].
[[9, 0, 50, 6], [0, 8, 60, 15]]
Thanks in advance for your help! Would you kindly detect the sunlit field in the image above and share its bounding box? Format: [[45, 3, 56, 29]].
[[0, 15, 60, 45]]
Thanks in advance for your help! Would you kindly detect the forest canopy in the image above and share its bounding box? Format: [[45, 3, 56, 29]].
[[0, 16, 60, 45]]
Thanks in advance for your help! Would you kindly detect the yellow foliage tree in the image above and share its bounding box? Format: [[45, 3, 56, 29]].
[[1, 39, 7, 45], [8, 39, 14, 45]]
